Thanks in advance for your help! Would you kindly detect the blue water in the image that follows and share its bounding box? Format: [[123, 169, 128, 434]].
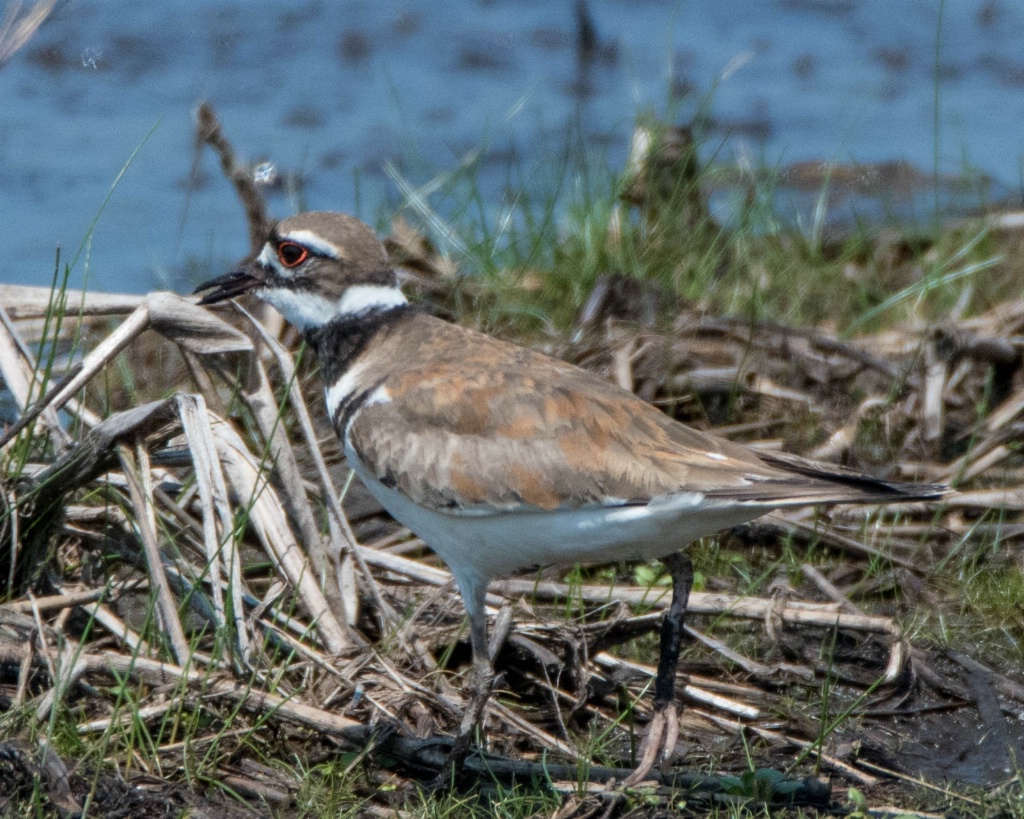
[[2, 0, 1024, 292]]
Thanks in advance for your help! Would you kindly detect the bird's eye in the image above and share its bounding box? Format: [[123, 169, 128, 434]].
[[277, 241, 309, 268]]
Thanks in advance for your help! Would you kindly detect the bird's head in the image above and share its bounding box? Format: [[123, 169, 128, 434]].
[[194, 211, 406, 331]]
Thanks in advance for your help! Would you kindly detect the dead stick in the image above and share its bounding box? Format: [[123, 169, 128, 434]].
[[195, 102, 270, 253], [118, 443, 191, 665]]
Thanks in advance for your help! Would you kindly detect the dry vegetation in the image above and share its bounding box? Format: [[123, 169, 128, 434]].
[[0, 104, 1023, 818]]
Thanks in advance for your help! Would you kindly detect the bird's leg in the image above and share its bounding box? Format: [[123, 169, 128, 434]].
[[451, 610, 494, 763], [441, 577, 494, 783], [624, 551, 694, 787]]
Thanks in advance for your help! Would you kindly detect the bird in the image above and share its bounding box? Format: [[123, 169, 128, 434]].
[[194, 211, 948, 784]]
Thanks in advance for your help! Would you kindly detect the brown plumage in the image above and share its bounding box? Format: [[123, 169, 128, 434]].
[[346, 313, 939, 513], [195, 211, 949, 783]]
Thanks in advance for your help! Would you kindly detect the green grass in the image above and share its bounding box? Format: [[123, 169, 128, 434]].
[[385, 119, 1017, 345]]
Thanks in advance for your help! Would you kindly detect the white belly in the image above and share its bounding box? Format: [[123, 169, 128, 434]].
[[346, 447, 767, 585]]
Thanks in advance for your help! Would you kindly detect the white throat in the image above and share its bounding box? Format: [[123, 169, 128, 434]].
[[259, 284, 408, 331]]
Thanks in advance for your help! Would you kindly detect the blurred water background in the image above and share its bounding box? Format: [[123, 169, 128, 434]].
[[2, 0, 1024, 292]]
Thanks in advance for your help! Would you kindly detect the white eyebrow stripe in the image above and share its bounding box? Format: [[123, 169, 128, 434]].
[[279, 229, 344, 260]]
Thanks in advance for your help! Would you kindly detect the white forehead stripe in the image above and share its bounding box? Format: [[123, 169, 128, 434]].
[[258, 284, 408, 331], [257, 241, 296, 280], [279, 229, 344, 260]]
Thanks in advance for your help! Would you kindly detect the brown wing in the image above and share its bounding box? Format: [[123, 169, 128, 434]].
[[347, 316, 947, 512]]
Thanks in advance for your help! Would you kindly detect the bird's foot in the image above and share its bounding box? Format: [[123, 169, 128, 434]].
[[622, 702, 680, 788], [431, 660, 495, 789]]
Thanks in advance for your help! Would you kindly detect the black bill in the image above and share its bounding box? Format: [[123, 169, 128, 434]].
[[193, 269, 261, 305]]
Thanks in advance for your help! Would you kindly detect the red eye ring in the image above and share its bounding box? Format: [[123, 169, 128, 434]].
[[277, 241, 309, 268]]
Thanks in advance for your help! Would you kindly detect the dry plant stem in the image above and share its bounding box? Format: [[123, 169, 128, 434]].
[[209, 416, 350, 653], [0, 304, 69, 450], [14, 638, 32, 706], [387, 587, 458, 680], [237, 304, 394, 631], [176, 393, 250, 661], [118, 442, 191, 665], [81, 602, 145, 653], [488, 698, 579, 758], [854, 760, 984, 806], [683, 624, 812, 680], [177, 397, 224, 620], [946, 650, 1024, 704], [4, 486, 19, 592], [34, 303, 149, 417], [28, 395, 177, 516], [372, 650, 452, 710], [0, 640, 364, 739], [939, 425, 1019, 483], [986, 380, 1024, 432], [959, 443, 1013, 482], [147, 291, 255, 355], [0, 285, 143, 319], [809, 395, 888, 462], [25, 595, 56, 684], [698, 709, 880, 787], [195, 102, 271, 253], [1, 293, 250, 451], [181, 348, 228, 417], [392, 583, 451, 674], [922, 339, 947, 442], [714, 316, 908, 384], [0, 587, 108, 614], [0, 0, 56, 65], [78, 701, 179, 734], [357, 544, 452, 586], [801, 563, 866, 615], [490, 578, 897, 634], [241, 354, 348, 618], [593, 653, 760, 718], [761, 511, 920, 570], [948, 487, 1024, 509]]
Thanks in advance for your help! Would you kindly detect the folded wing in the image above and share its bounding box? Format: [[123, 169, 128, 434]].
[[346, 320, 947, 514]]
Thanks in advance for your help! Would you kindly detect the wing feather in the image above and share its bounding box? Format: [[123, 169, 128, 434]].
[[345, 315, 948, 513]]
